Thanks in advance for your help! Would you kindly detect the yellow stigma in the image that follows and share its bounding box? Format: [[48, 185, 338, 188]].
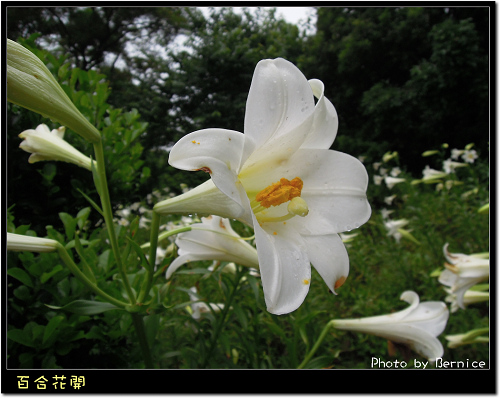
[[255, 177, 303, 208], [287, 197, 309, 217]]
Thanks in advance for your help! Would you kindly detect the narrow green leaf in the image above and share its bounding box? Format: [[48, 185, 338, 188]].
[[76, 188, 104, 217], [90, 156, 102, 196], [74, 233, 97, 284], [126, 236, 151, 272], [46, 300, 122, 315]]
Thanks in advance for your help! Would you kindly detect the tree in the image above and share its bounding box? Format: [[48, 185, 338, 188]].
[[300, 7, 490, 172]]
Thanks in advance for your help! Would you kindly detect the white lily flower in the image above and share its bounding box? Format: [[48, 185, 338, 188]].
[[380, 208, 394, 219], [166, 216, 259, 279], [7, 232, 59, 253], [422, 165, 447, 180], [450, 148, 464, 160], [390, 167, 401, 177], [462, 149, 478, 163], [384, 218, 410, 243], [331, 291, 449, 362], [7, 39, 100, 143], [384, 176, 405, 189], [373, 175, 384, 185], [445, 287, 489, 313], [442, 159, 467, 174], [155, 58, 371, 314], [186, 287, 224, 321], [384, 194, 396, 205], [438, 244, 489, 309], [19, 124, 93, 170]]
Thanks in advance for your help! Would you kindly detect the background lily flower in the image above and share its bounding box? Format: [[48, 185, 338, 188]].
[[7, 232, 59, 253], [438, 244, 489, 309], [155, 58, 371, 314], [19, 124, 94, 170], [384, 176, 405, 189], [445, 287, 489, 313], [7, 39, 100, 143], [166, 216, 259, 279], [331, 291, 449, 362], [384, 218, 410, 243], [185, 287, 224, 321]]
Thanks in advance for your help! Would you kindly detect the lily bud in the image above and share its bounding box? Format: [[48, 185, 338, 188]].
[[7, 39, 100, 143], [7, 232, 60, 253]]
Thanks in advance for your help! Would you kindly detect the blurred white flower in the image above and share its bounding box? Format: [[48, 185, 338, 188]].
[[450, 148, 465, 160], [462, 149, 478, 163], [384, 219, 413, 243], [384, 176, 405, 189], [380, 208, 394, 219], [186, 287, 224, 321], [331, 291, 449, 361], [390, 167, 402, 177], [373, 175, 384, 185], [384, 194, 397, 205], [422, 165, 447, 180], [442, 159, 467, 174], [445, 287, 489, 313]]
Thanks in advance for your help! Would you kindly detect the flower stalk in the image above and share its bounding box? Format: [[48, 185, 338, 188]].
[[93, 140, 135, 303], [297, 320, 336, 369], [55, 243, 128, 309]]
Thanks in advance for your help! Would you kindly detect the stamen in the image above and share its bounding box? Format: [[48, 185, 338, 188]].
[[255, 177, 303, 208]]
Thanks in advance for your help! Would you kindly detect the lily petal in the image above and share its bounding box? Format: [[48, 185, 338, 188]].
[[168, 128, 254, 218], [301, 79, 338, 149], [253, 215, 311, 315], [244, 58, 315, 150], [302, 233, 349, 294], [154, 179, 247, 222]]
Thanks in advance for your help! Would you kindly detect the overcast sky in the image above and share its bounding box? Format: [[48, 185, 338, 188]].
[[199, 6, 318, 34]]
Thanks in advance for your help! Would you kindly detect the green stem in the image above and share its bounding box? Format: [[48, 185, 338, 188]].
[[137, 211, 162, 303], [201, 270, 243, 368], [56, 244, 128, 309], [297, 320, 335, 369], [93, 140, 135, 303], [130, 313, 154, 369], [140, 225, 192, 249]]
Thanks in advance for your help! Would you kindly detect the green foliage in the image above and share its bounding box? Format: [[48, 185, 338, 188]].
[[8, 35, 149, 233], [301, 7, 489, 174]]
